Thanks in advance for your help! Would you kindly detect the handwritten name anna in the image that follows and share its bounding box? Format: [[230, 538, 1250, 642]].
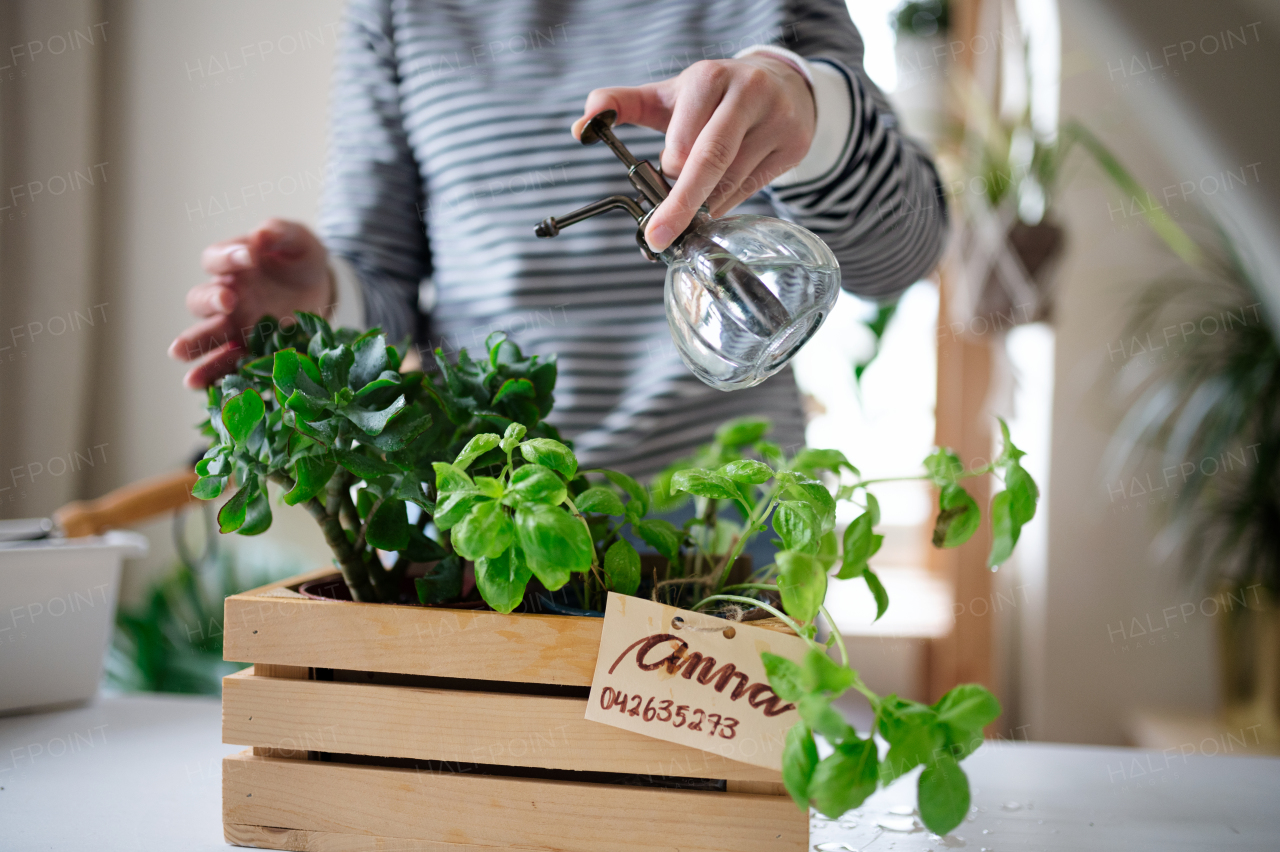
[[609, 633, 795, 717]]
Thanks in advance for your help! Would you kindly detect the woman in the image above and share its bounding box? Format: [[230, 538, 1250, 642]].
[[170, 0, 946, 475]]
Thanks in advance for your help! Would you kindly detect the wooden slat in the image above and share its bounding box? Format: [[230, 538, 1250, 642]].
[[222, 670, 778, 782], [225, 822, 543, 852], [252, 664, 312, 759], [223, 751, 807, 852], [224, 592, 602, 686]]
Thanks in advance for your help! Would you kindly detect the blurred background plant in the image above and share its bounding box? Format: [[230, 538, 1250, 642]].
[[106, 502, 285, 695]]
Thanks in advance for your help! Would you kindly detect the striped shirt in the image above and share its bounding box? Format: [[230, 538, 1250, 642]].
[[319, 0, 947, 475]]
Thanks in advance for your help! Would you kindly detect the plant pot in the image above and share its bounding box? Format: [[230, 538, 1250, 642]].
[[221, 568, 806, 851]]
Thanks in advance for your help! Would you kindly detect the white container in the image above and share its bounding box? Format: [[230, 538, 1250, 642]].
[[0, 531, 146, 715]]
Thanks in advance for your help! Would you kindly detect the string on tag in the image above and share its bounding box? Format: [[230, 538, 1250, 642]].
[[671, 615, 737, 639]]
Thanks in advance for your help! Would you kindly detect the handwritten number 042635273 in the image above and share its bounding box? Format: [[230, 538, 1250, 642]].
[[598, 687, 739, 739]]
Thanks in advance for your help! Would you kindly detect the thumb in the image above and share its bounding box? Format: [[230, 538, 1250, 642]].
[[573, 82, 673, 138]]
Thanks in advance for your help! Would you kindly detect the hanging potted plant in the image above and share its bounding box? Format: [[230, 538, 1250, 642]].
[[202, 312, 1039, 850]]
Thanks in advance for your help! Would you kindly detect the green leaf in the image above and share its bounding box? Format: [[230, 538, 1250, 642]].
[[934, 684, 1001, 732], [217, 485, 250, 533], [816, 529, 838, 570], [879, 710, 944, 784], [924, 448, 964, 485], [192, 476, 226, 500], [335, 448, 398, 481], [918, 755, 970, 835], [500, 421, 528, 452], [786, 477, 837, 534], [866, 492, 881, 526], [1006, 464, 1039, 524], [452, 500, 515, 560], [319, 345, 353, 392], [862, 567, 890, 621], [781, 722, 819, 810], [635, 518, 683, 564], [838, 511, 874, 579], [345, 395, 407, 436], [222, 388, 265, 446], [434, 461, 477, 495], [415, 555, 462, 605], [987, 490, 1017, 568], [285, 388, 329, 422], [395, 477, 432, 509], [475, 547, 532, 613], [493, 377, 535, 404], [933, 483, 980, 548], [350, 333, 388, 389], [405, 526, 449, 562], [239, 478, 272, 536], [514, 503, 592, 589], [792, 447, 857, 476], [715, 416, 770, 446], [810, 738, 879, 818], [719, 459, 773, 484], [773, 500, 820, 554], [435, 493, 480, 531], [799, 694, 855, 743], [996, 416, 1026, 464], [473, 476, 503, 499], [601, 470, 648, 515], [454, 433, 501, 470], [776, 550, 826, 623], [365, 498, 409, 551], [284, 455, 335, 505], [762, 652, 805, 702], [670, 468, 738, 501], [519, 438, 577, 480], [801, 649, 855, 695], [576, 486, 625, 516], [604, 538, 641, 596], [273, 348, 326, 400], [505, 464, 567, 506]]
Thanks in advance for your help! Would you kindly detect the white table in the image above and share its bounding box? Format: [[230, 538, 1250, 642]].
[[1, 694, 1277, 851]]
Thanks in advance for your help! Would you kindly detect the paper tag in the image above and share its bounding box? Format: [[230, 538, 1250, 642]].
[[585, 592, 810, 771]]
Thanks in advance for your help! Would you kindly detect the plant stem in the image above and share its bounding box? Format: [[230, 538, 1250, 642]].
[[820, 604, 849, 668], [692, 594, 807, 638]]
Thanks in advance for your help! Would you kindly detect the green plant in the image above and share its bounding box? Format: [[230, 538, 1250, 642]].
[[192, 314, 562, 603], [641, 417, 1036, 834], [193, 311, 1041, 836], [1108, 229, 1278, 596], [107, 506, 275, 694], [892, 0, 949, 37]]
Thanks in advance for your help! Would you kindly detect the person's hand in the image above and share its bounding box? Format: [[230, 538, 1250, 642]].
[[574, 56, 816, 253], [169, 219, 333, 389]]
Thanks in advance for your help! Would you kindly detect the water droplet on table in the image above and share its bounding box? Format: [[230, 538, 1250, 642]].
[[889, 805, 916, 816], [1001, 801, 1022, 811], [812, 843, 858, 852], [876, 816, 920, 833]]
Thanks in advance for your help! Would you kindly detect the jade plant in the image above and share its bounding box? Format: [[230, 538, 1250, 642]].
[[193, 311, 1040, 836]]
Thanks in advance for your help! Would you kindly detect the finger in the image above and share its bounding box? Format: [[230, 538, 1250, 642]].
[[704, 135, 775, 215], [201, 239, 253, 275], [708, 148, 797, 217], [168, 313, 238, 363], [573, 82, 673, 139], [659, 63, 735, 179], [646, 102, 753, 251], [182, 341, 245, 390], [185, 280, 238, 319]]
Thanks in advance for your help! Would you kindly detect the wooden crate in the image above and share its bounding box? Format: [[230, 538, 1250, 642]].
[[222, 569, 808, 852]]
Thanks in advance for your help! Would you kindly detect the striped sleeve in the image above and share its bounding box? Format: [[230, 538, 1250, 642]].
[[318, 0, 429, 345], [766, 0, 949, 302]]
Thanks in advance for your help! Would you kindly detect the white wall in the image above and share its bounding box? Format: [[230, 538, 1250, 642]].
[[88, 0, 345, 601], [1024, 1, 1277, 743]]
